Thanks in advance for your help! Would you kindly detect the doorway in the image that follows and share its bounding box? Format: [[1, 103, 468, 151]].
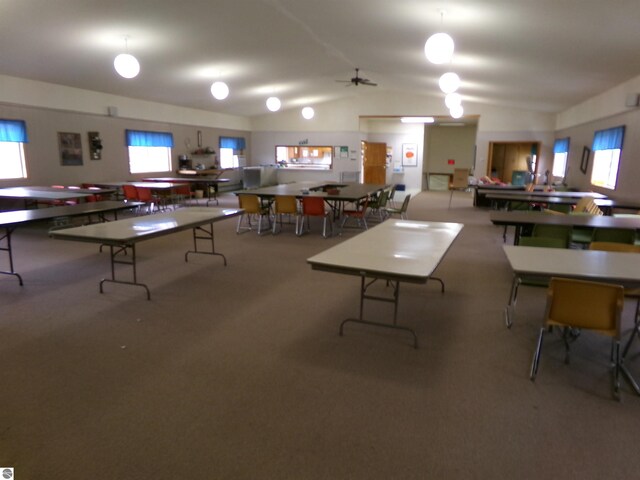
[[487, 141, 541, 184], [362, 141, 387, 184]]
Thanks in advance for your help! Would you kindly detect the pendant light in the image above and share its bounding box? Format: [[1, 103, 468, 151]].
[[424, 11, 454, 65], [301, 106, 315, 120], [114, 37, 140, 79], [439, 72, 460, 94], [266, 96, 281, 112], [210, 81, 230, 100]]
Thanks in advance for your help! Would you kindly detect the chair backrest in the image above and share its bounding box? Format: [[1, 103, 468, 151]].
[[399, 194, 411, 213], [238, 194, 262, 214], [371, 189, 389, 208], [451, 169, 469, 189], [274, 195, 298, 214], [136, 187, 153, 202], [122, 184, 139, 201], [301, 196, 326, 216], [573, 196, 603, 215], [519, 236, 567, 249], [591, 227, 636, 244], [532, 224, 572, 248], [388, 184, 397, 201], [589, 241, 640, 253], [174, 184, 192, 195], [545, 277, 623, 337]]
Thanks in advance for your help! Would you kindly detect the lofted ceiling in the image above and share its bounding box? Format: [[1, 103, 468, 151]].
[[1, 0, 639, 118]]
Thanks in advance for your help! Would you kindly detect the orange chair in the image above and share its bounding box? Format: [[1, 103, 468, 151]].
[[171, 183, 194, 208], [298, 196, 332, 238], [340, 197, 369, 233], [81, 183, 103, 202], [135, 187, 161, 214]]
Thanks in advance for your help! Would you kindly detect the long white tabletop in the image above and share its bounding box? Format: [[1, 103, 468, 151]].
[[50, 207, 242, 299], [0, 201, 143, 286], [503, 245, 640, 286], [308, 220, 464, 347]]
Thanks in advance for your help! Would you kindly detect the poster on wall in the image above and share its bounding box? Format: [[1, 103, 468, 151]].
[[402, 143, 417, 167], [58, 132, 83, 166]]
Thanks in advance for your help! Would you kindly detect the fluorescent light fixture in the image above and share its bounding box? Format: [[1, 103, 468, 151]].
[[400, 117, 435, 124]]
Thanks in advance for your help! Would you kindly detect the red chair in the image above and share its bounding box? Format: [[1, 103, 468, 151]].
[[340, 197, 369, 233], [135, 187, 161, 214], [298, 196, 332, 238], [81, 183, 103, 202]]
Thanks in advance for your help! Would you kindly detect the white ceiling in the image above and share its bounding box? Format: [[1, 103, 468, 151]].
[[1, 0, 639, 118]]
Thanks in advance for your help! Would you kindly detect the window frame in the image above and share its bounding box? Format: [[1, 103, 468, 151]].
[[0, 119, 29, 180], [126, 129, 174, 174], [590, 126, 624, 190]]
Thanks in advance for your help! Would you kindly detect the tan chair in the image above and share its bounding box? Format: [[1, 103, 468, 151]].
[[236, 194, 271, 235], [448, 168, 470, 208], [272, 195, 299, 235], [530, 277, 624, 400]]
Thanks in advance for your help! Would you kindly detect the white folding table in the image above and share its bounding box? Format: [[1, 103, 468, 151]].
[[50, 207, 242, 299], [308, 220, 464, 347]]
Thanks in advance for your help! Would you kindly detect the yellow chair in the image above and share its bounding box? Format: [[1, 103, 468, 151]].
[[530, 277, 625, 400], [236, 194, 271, 235], [272, 195, 299, 235]]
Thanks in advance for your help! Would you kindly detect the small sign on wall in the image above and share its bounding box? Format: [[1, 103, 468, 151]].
[[402, 143, 417, 167]]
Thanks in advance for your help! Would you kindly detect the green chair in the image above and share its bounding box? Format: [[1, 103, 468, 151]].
[[531, 224, 572, 248], [591, 227, 636, 245], [367, 189, 389, 222], [505, 235, 567, 328]]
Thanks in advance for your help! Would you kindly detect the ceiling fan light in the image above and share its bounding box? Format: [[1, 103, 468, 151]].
[[210, 81, 229, 100], [450, 104, 464, 119], [424, 32, 454, 65], [439, 72, 460, 94], [445, 92, 462, 109], [266, 96, 281, 112], [301, 106, 315, 120], [113, 53, 140, 79]]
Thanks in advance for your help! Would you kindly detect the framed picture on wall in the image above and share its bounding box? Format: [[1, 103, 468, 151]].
[[58, 132, 83, 166], [580, 146, 590, 174], [402, 143, 418, 167]]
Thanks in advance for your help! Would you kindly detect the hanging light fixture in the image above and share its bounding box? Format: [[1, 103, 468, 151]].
[[439, 72, 460, 94], [450, 104, 464, 118], [424, 11, 454, 65], [210, 81, 229, 100], [445, 92, 462, 109], [266, 96, 281, 112], [113, 37, 140, 79], [301, 106, 315, 120]]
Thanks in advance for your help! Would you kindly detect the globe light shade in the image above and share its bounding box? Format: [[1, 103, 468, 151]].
[[266, 96, 281, 112], [439, 72, 460, 94], [450, 104, 464, 119], [301, 106, 315, 120], [210, 81, 229, 100], [445, 92, 462, 109], [424, 32, 454, 64], [113, 53, 140, 79]]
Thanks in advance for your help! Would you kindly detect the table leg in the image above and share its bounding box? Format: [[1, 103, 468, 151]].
[[621, 321, 640, 395], [0, 227, 23, 286], [185, 223, 227, 265], [100, 243, 151, 300], [339, 276, 418, 348]]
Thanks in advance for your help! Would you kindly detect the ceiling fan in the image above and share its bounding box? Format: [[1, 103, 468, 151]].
[[336, 68, 377, 87]]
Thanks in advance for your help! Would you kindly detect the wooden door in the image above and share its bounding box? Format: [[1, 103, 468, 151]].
[[362, 141, 387, 184]]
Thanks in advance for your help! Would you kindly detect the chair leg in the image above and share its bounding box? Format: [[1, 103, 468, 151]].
[[613, 339, 621, 401], [530, 327, 546, 380]]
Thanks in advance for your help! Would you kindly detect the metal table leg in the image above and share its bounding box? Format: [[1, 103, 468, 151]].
[[99, 243, 151, 300], [185, 223, 227, 265], [0, 227, 23, 285]]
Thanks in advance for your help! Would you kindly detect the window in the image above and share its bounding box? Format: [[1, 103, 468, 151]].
[[0, 119, 28, 180], [219, 136, 245, 169], [552, 137, 569, 179], [126, 129, 173, 174], [590, 126, 624, 190], [275, 145, 333, 170]]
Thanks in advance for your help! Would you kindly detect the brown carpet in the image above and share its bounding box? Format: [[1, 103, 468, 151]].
[[1, 190, 639, 479]]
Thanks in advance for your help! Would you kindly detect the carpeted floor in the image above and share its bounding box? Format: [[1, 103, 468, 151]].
[[1, 190, 639, 479]]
